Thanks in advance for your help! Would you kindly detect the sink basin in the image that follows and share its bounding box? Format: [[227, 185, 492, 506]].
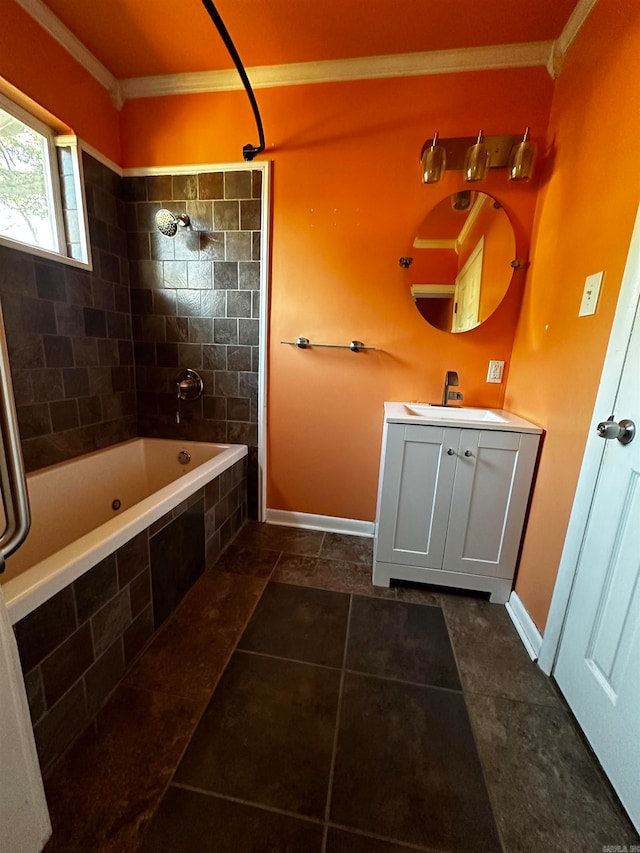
[[404, 404, 508, 423], [383, 402, 542, 434]]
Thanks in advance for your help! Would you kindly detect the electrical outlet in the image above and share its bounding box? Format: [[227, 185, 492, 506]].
[[487, 360, 504, 383]]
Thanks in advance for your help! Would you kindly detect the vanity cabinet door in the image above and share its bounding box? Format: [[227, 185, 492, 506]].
[[375, 423, 458, 569], [442, 430, 540, 577]]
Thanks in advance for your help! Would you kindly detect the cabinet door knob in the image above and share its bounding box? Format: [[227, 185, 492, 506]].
[[464, 450, 473, 457], [447, 448, 455, 455]]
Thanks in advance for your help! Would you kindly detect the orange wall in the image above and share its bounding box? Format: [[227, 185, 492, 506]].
[[1, 0, 121, 162], [505, 0, 640, 631], [411, 248, 458, 287], [121, 70, 552, 520]]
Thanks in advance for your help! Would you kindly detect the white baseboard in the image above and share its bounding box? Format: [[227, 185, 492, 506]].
[[505, 591, 543, 661], [265, 509, 375, 538]]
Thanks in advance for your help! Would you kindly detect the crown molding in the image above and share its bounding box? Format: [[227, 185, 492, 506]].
[[457, 193, 487, 247], [120, 41, 554, 100], [413, 238, 458, 251], [548, 0, 599, 78], [15, 0, 595, 103], [13, 0, 122, 107], [411, 284, 456, 300]]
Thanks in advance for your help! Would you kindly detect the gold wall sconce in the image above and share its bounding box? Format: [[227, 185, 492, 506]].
[[421, 129, 537, 184]]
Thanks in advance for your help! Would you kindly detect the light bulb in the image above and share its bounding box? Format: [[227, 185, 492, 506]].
[[464, 130, 490, 182], [508, 128, 537, 181], [422, 132, 446, 184]]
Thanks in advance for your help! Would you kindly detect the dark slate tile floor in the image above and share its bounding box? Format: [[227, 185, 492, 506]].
[[43, 522, 639, 852]]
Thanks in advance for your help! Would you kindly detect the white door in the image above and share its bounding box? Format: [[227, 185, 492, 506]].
[[554, 295, 640, 830], [452, 236, 483, 332], [0, 588, 51, 852]]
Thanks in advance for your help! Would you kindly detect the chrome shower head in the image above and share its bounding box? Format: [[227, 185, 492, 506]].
[[155, 209, 190, 237]]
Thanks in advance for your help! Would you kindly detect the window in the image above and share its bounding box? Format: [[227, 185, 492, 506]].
[[0, 103, 61, 252], [0, 94, 90, 267]]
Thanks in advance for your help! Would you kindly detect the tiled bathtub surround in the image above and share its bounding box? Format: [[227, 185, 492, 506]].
[[0, 159, 265, 519], [14, 457, 246, 775], [0, 153, 136, 472], [123, 170, 261, 515]]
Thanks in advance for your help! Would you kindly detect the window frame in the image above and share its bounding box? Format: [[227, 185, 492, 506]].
[[0, 93, 92, 270]]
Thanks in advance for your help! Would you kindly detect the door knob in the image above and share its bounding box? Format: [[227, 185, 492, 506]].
[[596, 416, 635, 445], [464, 450, 473, 457], [447, 448, 455, 455]]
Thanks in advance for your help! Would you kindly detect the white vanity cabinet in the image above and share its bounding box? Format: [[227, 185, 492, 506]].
[[373, 405, 542, 603]]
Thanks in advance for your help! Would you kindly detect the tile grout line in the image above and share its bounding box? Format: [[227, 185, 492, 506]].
[[231, 648, 465, 696], [462, 696, 512, 853], [169, 782, 325, 826], [460, 686, 564, 709], [235, 647, 343, 673], [134, 548, 273, 851], [270, 548, 285, 574], [327, 820, 442, 852], [269, 574, 396, 600], [344, 667, 464, 695], [442, 600, 508, 853], [318, 530, 326, 556], [439, 600, 464, 688], [321, 593, 353, 853]]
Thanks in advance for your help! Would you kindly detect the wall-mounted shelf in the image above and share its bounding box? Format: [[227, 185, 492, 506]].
[[280, 337, 376, 352]]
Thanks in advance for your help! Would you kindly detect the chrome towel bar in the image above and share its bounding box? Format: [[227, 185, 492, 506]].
[[280, 337, 376, 352]]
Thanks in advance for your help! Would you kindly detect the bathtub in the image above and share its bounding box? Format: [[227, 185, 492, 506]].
[[2, 438, 247, 625]]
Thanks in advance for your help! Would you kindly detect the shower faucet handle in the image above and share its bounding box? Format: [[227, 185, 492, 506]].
[[177, 378, 195, 399], [175, 368, 204, 425], [175, 369, 204, 401]]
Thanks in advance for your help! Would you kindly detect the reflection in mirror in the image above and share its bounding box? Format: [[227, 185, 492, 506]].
[[410, 191, 516, 333]]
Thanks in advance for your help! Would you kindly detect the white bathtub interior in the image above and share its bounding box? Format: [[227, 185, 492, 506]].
[[1, 439, 246, 623]]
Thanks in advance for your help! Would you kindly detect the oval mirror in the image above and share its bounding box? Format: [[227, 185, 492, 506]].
[[409, 191, 516, 333]]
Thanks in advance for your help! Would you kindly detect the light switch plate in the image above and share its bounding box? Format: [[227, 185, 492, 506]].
[[579, 271, 603, 317]]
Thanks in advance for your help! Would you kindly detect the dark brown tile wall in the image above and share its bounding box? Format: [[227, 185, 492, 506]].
[[0, 153, 136, 472], [14, 535, 151, 775], [123, 170, 261, 516], [150, 494, 206, 627], [204, 455, 247, 567], [13, 457, 247, 776]]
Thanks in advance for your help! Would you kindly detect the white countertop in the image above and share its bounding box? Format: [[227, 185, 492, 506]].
[[384, 402, 543, 434]]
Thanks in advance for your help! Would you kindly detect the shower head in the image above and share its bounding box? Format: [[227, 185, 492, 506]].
[[155, 209, 190, 237]]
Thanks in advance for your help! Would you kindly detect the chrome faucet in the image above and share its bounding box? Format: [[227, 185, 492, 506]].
[[442, 371, 464, 406], [175, 368, 204, 424]]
